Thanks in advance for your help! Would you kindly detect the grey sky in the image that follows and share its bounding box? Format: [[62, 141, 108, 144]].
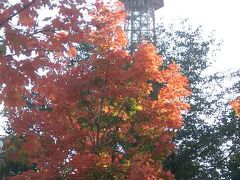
[[156, 0, 240, 72]]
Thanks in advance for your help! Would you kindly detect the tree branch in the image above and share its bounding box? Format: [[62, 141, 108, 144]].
[[0, 0, 37, 27]]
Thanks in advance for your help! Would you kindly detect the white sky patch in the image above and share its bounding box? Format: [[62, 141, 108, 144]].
[[155, 0, 240, 72], [0, 104, 7, 135]]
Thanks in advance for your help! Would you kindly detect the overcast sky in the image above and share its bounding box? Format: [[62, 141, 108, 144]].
[[155, 0, 240, 72]]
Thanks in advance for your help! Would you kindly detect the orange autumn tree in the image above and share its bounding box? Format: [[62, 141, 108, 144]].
[[231, 98, 240, 117], [0, 0, 190, 179]]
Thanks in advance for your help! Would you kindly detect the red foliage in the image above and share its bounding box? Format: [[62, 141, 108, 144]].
[[1, 0, 190, 179]]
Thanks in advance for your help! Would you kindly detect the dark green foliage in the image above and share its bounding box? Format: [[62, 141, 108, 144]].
[[228, 152, 240, 180], [0, 156, 33, 179], [217, 108, 240, 179], [68, 42, 94, 66], [157, 19, 240, 180], [156, 19, 221, 83], [149, 81, 166, 100], [0, 134, 35, 179], [155, 19, 228, 179], [164, 152, 199, 180]]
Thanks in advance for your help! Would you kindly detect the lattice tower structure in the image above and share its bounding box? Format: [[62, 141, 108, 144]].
[[120, 0, 164, 52]]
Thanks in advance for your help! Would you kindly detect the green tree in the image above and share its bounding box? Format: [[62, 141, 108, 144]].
[[218, 70, 240, 179], [155, 19, 228, 179]]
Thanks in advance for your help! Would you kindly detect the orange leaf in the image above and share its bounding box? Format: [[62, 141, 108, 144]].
[[68, 46, 77, 57]]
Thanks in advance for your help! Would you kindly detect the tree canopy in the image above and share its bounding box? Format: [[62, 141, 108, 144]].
[[0, 1, 190, 179]]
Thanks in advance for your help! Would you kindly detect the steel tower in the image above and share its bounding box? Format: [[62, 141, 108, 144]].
[[120, 0, 164, 52]]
